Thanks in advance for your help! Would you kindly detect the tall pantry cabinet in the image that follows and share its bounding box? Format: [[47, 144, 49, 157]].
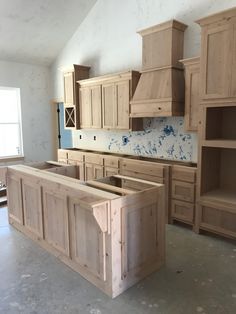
[[196, 7, 236, 240]]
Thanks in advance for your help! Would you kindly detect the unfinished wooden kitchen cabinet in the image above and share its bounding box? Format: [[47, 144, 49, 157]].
[[7, 171, 23, 225], [57, 149, 69, 164], [84, 152, 104, 180], [120, 158, 170, 221], [7, 164, 165, 298], [103, 155, 120, 177], [180, 57, 200, 131], [171, 165, 196, 226], [67, 149, 85, 181], [79, 85, 102, 128], [78, 71, 142, 131], [63, 65, 90, 129], [196, 8, 236, 101], [196, 103, 236, 239]]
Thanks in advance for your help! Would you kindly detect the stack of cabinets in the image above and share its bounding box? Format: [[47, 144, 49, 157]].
[[58, 149, 69, 164], [63, 65, 90, 129], [120, 158, 170, 221], [196, 7, 236, 240], [67, 150, 85, 181], [84, 152, 104, 181], [103, 155, 119, 177], [78, 71, 143, 131], [171, 165, 197, 226], [180, 57, 200, 132]]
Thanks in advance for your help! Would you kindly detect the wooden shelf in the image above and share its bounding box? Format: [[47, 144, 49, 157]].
[[202, 139, 236, 149], [201, 189, 236, 207]]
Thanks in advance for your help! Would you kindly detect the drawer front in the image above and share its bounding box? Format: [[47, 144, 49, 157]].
[[103, 156, 119, 168], [172, 180, 195, 202], [171, 200, 194, 223], [172, 165, 196, 183], [67, 151, 84, 162], [85, 153, 103, 165], [120, 159, 164, 178], [58, 149, 68, 160], [120, 169, 164, 184], [200, 204, 236, 238], [58, 158, 68, 164]]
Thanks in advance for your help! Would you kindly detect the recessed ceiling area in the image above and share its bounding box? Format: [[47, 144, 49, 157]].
[[0, 0, 97, 66]]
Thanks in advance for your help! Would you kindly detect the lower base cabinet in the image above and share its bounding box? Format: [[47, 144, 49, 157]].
[[196, 201, 236, 240], [7, 164, 165, 298]]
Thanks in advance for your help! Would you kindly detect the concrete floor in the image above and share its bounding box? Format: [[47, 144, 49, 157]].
[[0, 206, 236, 314]]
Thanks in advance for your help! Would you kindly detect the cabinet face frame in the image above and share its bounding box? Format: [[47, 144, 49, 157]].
[[85, 163, 104, 181]]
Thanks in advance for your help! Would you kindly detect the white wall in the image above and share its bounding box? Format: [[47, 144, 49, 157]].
[[50, 0, 236, 162], [0, 60, 54, 164]]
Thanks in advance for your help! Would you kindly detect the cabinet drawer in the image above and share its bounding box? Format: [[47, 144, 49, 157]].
[[103, 156, 119, 168], [58, 149, 68, 160], [172, 180, 195, 202], [171, 200, 194, 223], [85, 153, 103, 165], [200, 203, 236, 239], [104, 167, 119, 177], [120, 159, 164, 178], [172, 165, 196, 183], [68, 150, 84, 162]]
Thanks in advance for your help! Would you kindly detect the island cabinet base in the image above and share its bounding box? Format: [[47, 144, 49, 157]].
[[7, 163, 165, 298]]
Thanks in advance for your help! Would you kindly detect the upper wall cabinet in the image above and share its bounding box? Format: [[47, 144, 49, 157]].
[[196, 8, 236, 102], [63, 65, 90, 129], [130, 20, 187, 118], [78, 71, 143, 131], [180, 57, 200, 132]]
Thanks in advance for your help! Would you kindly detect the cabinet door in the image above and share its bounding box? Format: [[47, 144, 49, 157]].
[[115, 80, 130, 129], [22, 179, 43, 238], [69, 200, 106, 281], [91, 86, 102, 128], [102, 83, 115, 129], [43, 189, 70, 257], [185, 65, 199, 131], [80, 87, 92, 128], [7, 173, 23, 225], [231, 23, 236, 96], [64, 72, 74, 105], [201, 24, 233, 99]]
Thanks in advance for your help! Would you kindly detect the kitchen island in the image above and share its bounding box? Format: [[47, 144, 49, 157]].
[[7, 161, 165, 298]]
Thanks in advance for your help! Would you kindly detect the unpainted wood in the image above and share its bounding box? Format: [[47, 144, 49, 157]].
[[180, 57, 200, 131]]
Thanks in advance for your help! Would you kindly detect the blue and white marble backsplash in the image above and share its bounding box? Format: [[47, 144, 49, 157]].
[[73, 117, 198, 163]]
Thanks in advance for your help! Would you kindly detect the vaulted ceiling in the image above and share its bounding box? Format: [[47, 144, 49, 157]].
[[0, 0, 97, 66]]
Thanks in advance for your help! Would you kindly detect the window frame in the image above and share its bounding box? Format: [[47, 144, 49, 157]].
[[0, 86, 24, 160]]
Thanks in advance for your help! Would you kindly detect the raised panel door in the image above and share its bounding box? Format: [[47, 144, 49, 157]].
[[115, 81, 130, 129], [80, 87, 92, 128], [64, 72, 74, 105], [7, 174, 23, 225], [22, 180, 43, 238], [91, 85, 102, 128], [102, 83, 115, 129], [201, 24, 233, 99], [43, 189, 70, 257]]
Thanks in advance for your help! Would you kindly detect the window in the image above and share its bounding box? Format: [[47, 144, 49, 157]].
[[0, 87, 23, 158]]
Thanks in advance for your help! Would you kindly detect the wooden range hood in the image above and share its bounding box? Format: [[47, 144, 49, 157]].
[[130, 20, 187, 118]]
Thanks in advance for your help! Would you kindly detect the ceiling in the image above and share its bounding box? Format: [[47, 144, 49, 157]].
[[0, 0, 97, 66]]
